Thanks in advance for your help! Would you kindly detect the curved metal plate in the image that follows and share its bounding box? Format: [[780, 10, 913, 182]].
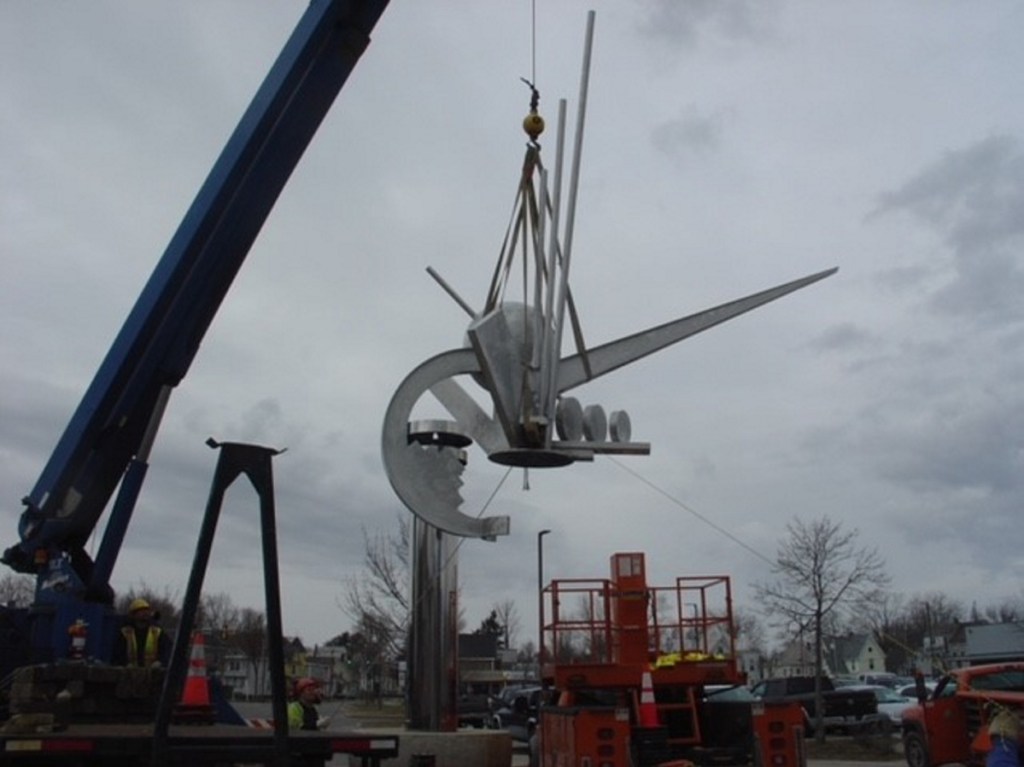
[[382, 348, 510, 539]]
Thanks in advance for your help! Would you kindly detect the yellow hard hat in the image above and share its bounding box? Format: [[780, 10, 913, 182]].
[[128, 598, 152, 613]]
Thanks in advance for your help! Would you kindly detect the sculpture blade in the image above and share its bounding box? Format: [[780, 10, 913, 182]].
[[556, 267, 838, 393]]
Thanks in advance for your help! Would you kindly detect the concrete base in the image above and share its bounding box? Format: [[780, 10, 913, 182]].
[[348, 729, 513, 767]]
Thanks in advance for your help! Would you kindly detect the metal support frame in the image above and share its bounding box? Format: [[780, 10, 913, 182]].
[[152, 440, 289, 766]]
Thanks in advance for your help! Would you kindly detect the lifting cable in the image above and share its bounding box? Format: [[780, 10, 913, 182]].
[[609, 456, 775, 567]]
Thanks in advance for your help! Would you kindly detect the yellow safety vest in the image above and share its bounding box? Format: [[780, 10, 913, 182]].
[[121, 626, 162, 667], [288, 700, 319, 730]]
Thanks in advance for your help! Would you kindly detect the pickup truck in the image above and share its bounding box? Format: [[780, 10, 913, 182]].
[[456, 692, 492, 729], [751, 676, 883, 734], [901, 663, 1024, 767]]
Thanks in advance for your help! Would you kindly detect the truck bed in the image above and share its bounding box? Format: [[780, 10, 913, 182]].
[[0, 722, 399, 766]]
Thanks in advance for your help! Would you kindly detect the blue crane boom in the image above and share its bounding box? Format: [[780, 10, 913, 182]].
[[2, 0, 389, 658]]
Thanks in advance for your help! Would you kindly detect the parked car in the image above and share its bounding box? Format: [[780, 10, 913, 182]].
[[831, 674, 859, 688], [857, 672, 899, 688], [490, 686, 542, 742], [488, 684, 530, 713], [897, 680, 937, 700], [841, 684, 916, 725]]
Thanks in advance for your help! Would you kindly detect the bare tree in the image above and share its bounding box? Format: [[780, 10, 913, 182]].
[[0, 573, 34, 607], [732, 608, 767, 656], [234, 607, 268, 696], [344, 616, 394, 706], [900, 592, 964, 673], [197, 592, 242, 635], [517, 639, 536, 665], [651, 592, 681, 652], [983, 598, 1024, 624], [341, 515, 410, 660], [576, 593, 608, 660], [755, 515, 890, 743], [733, 609, 766, 651], [492, 599, 521, 650], [859, 591, 911, 672]]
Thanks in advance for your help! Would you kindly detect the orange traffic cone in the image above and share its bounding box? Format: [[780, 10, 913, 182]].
[[174, 631, 216, 723], [638, 670, 660, 728]]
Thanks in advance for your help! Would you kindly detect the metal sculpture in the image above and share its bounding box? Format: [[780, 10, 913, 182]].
[[381, 11, 836, 732], [381, 12, 836, 540]]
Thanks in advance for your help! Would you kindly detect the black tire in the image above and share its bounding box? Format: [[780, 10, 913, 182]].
[[903, 729, 931, 767]]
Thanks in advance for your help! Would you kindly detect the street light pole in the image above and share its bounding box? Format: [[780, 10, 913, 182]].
[[537, 529, 551, 684]]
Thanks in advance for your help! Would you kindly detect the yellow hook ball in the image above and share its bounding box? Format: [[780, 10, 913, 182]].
[[523, 112, 545, 140]]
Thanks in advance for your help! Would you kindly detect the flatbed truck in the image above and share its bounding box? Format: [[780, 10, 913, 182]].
[[1, 724, 398, 767]]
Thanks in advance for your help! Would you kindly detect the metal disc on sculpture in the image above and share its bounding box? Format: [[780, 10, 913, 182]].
[[408, 419, 472, 448], [583, 405, 607, 442], [555, 397, 584, 441], [609, 410, 631, 443], [488, 447, 575, 468]]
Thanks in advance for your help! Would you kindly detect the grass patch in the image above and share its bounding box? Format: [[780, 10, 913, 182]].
[[340, 699, 407, 728], [805, 735, 903, 762]]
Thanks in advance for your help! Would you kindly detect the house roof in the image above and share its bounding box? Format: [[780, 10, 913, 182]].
[[964, 623, 1024, 661]]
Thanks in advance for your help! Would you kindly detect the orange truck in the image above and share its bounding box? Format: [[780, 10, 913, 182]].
[[536, 552, 806, 767], [901, 663, 1024, 767]]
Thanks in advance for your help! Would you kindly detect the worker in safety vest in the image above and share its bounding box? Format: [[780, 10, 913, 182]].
[[288, 677, 329, 730], [987, 708, 1022, 767], [113, 598, 172, 667]]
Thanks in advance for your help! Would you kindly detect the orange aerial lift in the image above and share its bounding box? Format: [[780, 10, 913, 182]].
[[538, 552, 806, 767]]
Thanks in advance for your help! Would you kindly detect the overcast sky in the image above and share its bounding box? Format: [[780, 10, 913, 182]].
[[2, 1, 1022, 649]]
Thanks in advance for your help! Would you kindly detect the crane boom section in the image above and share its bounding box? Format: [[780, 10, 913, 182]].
[[4, 0, 390, 573]]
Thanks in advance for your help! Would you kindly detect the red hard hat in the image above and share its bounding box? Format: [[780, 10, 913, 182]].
[[295, 677, 320, 693]]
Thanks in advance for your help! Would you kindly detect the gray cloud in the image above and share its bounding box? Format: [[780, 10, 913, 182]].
[[807, 322, 878, 353], [651, 105, 725, 158], [873, 135, 1024, 325], [636, 0, 779, 45]]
